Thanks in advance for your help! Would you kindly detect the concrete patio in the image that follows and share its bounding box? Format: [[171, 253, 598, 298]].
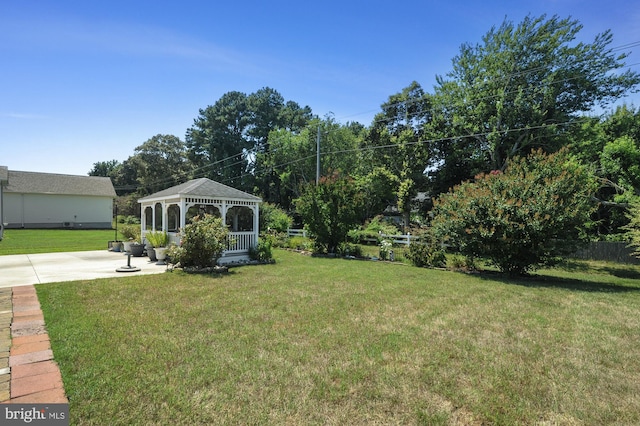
[[0, 250, 168, 288]]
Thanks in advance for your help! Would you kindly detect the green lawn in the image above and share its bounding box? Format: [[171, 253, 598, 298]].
[[0, 229, 120, 255], [36, 249, 640, 425]]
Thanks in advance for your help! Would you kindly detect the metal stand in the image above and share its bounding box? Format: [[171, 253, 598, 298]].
[[116, 253, 141, 272]]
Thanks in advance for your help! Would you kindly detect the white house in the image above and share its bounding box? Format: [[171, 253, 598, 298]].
[[1, 168, 116, 229], [138, 178, 262, 264]]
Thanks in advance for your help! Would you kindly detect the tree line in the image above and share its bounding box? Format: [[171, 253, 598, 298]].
[[90, 14, 640, 240]]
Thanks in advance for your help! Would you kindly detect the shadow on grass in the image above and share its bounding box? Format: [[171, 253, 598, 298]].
[[557, 259, 640, 280], [475, 269, 640, 293]]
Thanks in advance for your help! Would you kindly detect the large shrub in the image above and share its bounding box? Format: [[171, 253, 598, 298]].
[[406, 230, 446, 268], [259, 203, 293, 233], [431, 149, 598, 275], [348, 215, 401, 244], [168, 214, 228, 268], [295, 171, 365, 254]]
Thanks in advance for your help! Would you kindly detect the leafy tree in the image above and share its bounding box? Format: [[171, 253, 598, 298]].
[[259, 116, 361, 208], [623, 200, 640, 258], [186, 91, 252, 191], [365, 82, 432, 227], [110, 158, 141, 195], [295, 172, 365, 254], [133, 134, 192, 194], [354, 167, 399, 223], [431, 148, 598, 275], [88, 160, 120, 177], [259, 203, 293, 233], [426, 14, 640, 195], [186, 88, 313, 195], [569, 105, 640, 236]]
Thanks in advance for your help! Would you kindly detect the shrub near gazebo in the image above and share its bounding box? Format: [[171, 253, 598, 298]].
[[167, 214, 228, 269]]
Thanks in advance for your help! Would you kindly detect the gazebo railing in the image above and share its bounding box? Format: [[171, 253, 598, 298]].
[[143, 230, 256, 256], [225, 231, 257, 254]]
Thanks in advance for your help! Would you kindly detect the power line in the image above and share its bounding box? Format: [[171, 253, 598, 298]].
[[117, 38, 640, 193]]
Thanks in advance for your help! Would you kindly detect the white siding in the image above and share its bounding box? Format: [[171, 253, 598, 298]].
[[3, 193, 112, 228]]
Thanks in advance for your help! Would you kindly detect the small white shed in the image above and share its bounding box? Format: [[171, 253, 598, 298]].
[[138, 178, 262, 264], [1, 169, 116, 229]]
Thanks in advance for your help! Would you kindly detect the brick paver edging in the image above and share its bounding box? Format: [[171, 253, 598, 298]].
[[0, 285, 68, 404]]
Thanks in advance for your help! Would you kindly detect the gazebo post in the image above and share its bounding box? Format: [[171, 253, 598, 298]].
[[179, 199, 187, 230], [162, 201, 167, 232], [253, 204, 260, 249]]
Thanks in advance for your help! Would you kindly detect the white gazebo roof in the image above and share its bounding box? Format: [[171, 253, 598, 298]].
[[138, 178, 261, 204]]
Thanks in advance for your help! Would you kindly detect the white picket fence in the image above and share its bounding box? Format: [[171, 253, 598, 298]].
[[287, 229, 418, 246], [362, 233, 419, 246], [287, 229, 308, 238]]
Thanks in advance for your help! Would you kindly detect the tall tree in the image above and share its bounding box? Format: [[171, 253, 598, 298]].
[[186, 91, 252, 191], [186, 88, 313, 195], [568, 105, 640, 236], [295, 171, 365, 254], [426, 14, 640, 195], [366, 82, 432, 227], [88, 160, 120, 177], [259, 116, 361, 209], [133, 134, 192, 194]]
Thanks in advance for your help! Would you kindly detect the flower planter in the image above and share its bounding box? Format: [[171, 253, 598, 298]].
[[155, 247, 167, 263], [130, 243, 145, 257], [147, 246, 157, 262]]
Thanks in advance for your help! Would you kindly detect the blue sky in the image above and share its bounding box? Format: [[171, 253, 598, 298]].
[[2, 0, 639, 176]]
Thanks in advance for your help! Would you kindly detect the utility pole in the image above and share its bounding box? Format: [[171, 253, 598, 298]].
[[316, 126, 321, 185]]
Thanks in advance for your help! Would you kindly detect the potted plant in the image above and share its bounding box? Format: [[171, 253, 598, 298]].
[[120, 224, 141, 253], [146, 231, 170, 263]]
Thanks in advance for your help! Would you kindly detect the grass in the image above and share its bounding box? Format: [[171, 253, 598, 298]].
[[0, 229, 121, 255], [36, 249, 640, 425]]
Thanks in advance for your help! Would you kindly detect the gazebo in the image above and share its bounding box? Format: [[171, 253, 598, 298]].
[[138, 178, 262, 264]]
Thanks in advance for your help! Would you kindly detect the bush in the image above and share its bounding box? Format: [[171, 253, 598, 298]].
[[449, 254, 477, 271], [168, 214, 228, 268], [349, 215, 401, 244], [117, 215, 140, 225], [295, 172, 365, 254], [249, 236, 274, 262], [260, 203, 293, 233], [119, 224, 141, 242], [431, 149, 598, 275], [288, 236, 313, 251], [406, 231, 446, 268], [337, 242, 363, 258], [379, 239, 393, 260]]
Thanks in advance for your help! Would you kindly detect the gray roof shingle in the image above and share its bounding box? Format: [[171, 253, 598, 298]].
[[138, 178, 261, 202], [4, 170, 116, 197]]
